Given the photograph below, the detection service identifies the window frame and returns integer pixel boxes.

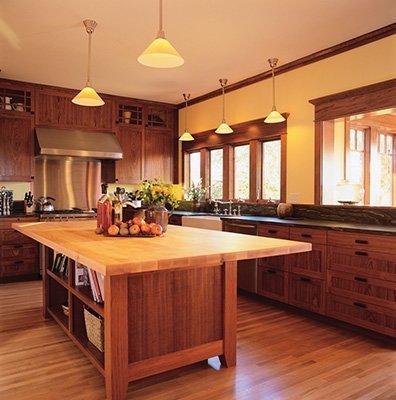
[261,138,282,202]
[181,117,287,202]
[209,147,224,200]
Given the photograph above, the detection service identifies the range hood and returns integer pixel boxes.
[35,127,123,159]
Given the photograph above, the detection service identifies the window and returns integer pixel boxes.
[189,152,201,187]
[321,108,396,206]
[234,144,250,199]
[262,140,281,200]
[210,149,223,199]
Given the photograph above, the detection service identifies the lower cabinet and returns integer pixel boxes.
[258,266,288,303]
[0,217,39,280]
[256,223,396,338]
[288,273,325,314]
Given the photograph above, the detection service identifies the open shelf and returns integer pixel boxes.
[47,307,68,333]
[70,285,104,317]
[47,269,68,289]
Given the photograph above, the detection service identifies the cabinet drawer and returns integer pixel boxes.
[257,266,288,303]
[0,259,39,277]
[328,271,396,310]
[0,229,35,244]
[0,243,37,259]
[328,246,396,282]
[258,224,289,239]
[289,273,325,314]
[258,255,288,271]
[288,243,326,279]
[289,227,327,245]
[327,231,396,255]
[327,294,396,338]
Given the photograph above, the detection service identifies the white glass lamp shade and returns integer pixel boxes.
[264,110,285,123]
[138,37,184,68]
[72,85,105,106]
[179,131,194,141]
[215,122,233,134]
[336,180,364,204]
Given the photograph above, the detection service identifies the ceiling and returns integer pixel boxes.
[1,0,395,104]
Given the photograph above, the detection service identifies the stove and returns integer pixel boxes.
[38,210,97,222]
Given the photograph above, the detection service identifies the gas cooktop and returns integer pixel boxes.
[37,210,96,215]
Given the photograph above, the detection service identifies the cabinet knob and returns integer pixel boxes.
[355,239,368,244]
[301,233,312,238]
[300,277,311,283]
[355,251,368,257]
[353,302,367,309]
[354,276,368,283]
[268,229,278,234]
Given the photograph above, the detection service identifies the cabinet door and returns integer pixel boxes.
[288,244,326,279]
[0,115,34,180]
[144,128,173,182]
[289,273,325,314]
[258,266,288,302]
[115,126,142,183]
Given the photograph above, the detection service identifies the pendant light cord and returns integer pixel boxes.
[158,0,165,37]
[87,31,92,85]
[271,65,276,111]
[222,85,226,122]
[184,98,188,131]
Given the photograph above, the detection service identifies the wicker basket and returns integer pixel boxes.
[84,308,104,352]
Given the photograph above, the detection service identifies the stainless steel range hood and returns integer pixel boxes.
[35,127,123,159]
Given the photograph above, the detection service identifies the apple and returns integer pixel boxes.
[120,227,129,236]
[132,216,144,227]
[129,224,140,235]
[141,223,152,234]
[150,224,163,236]
[149,222,156,228]
[95,227,103,234]
[108,225,119,236]
[126,219,134,227]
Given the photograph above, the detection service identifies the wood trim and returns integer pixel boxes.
[280,133,287,203]
[249,140,261,201]
[223,145,233,200]
[200,148,210,197]
[128,340,223,382]
[177,24,396,109]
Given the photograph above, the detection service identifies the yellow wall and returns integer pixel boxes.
[178,36,396,204]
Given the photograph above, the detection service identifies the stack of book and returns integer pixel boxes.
[75,263,105,304]
[52,253,69,276]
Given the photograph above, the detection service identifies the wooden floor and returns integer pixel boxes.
[0,281,395,400]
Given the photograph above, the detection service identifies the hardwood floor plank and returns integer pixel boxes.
[0,281,395,400]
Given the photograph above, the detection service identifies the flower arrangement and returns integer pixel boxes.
[138,179,179,208]
[184,179,207,202]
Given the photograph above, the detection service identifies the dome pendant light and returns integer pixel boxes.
[138,0,184,68]
[179,93,194,141]
[215,79,233,134]
[72,20,105,107]
[264,58,285,123]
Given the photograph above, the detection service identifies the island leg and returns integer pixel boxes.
[220,260,237,367]
[104,275,129,400]
[40,244,50,319]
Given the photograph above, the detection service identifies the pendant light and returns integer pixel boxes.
[138,0,184,68]
[72,20,105,107]
[215,79,233,134]
[179,93,194,141]
[264,58,285,123]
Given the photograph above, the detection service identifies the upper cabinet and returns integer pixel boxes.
[0,114,34,181]
[35,88,114,131]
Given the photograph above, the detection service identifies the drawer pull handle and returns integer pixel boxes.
[355,239,368,244]
[353,302,367,309]
[267,269,277,274]
[14,245,24,249]
[301,233,312,238]
[355,251,368,257]
[300,277,311,283]
[354,276,367,283]
[268,230,278,234]
[14,261,24,265]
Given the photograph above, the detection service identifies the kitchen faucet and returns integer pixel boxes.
[209,198,240,216]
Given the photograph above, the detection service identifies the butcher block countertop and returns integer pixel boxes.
[13,220,311,276]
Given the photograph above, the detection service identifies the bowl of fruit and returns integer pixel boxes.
[101,216,163,238]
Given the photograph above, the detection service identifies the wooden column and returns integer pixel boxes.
[105,275,129,400]
[41,245,50,319]
[220,260,237,367]
[280,132,287,203]
[200,148,210,198]
[249,139,262,201]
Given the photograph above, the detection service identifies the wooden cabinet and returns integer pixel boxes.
[115,126,143,183]
[0,216,39,280]
[289,273,325,314]
[258,266,288,302]
[169,214,182,226]
[0,114,34,181]
[327,231,396,337]
[258,224,289,271]
[143,128,173,182]
[35,88,114,131]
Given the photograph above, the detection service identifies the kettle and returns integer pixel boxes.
[35,196,56,212]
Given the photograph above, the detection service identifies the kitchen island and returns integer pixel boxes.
[13,221,311,400]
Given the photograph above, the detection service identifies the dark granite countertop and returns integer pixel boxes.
[0,213,38,219]
[172,211,396,236]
